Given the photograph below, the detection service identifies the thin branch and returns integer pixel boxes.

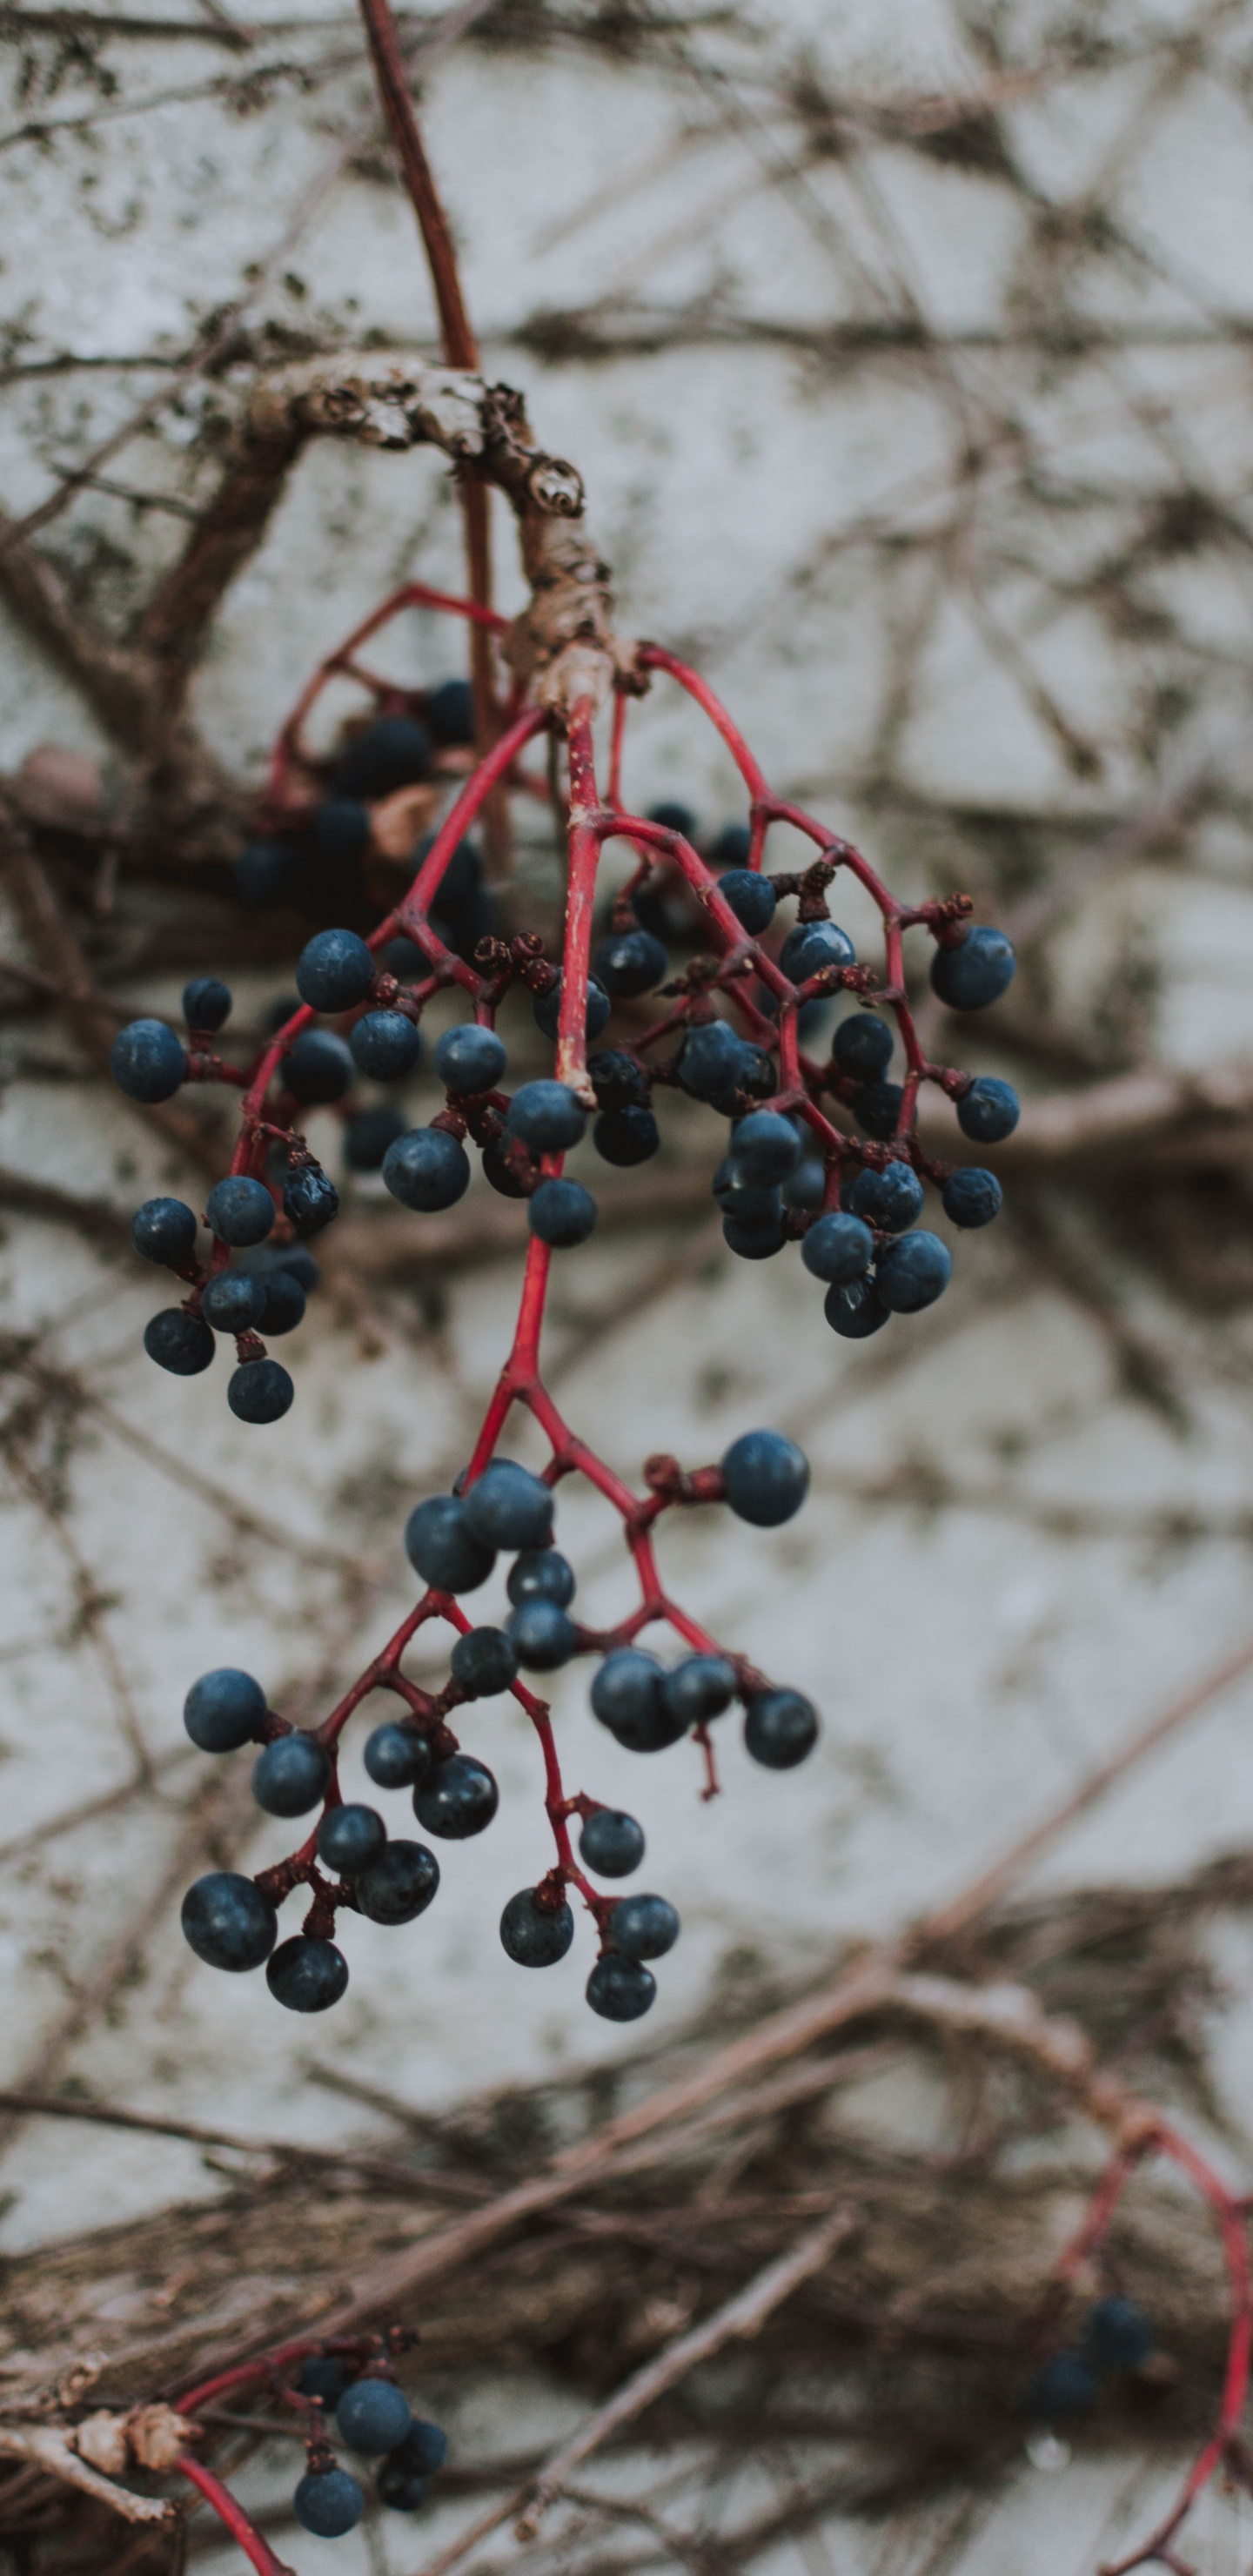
[0,2425,172,2525]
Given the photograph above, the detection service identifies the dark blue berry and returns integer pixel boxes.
[259,1270,306,1336]
[483,1142,527,1197]
[351,1011,422,1082]
[591,1650,685,1752]
[337,2379,413,2453]
[677,1022,754,1104]
[717,869,775,933]
[434,1023,506,1095]
[283,1163,338,1238]
[720,1429,809,1527]
[847,1161,924,1230]
[713,1160,780,1221]
[505,1080,586,1152]
[956,1076,1019,1143]
[355,1839,439,1923]
[200,1271,267,1334]
[131,1197,197,1267]
[854,1081,905,1142]
[205,1176,274,1246]
[508,1549,575,1609]
[779,920,855,983]
[345,1105,409,1171]
[387,2418,448,2476]
[608,1893,678,1959]
[383,1128,471,1211]
[296,928,376,1014]
[294,2467,364,2537]
[722,1210,787,1260]
[252,1731,329,1815]
[801,1211,873,1285]
[594,1106,660,1165]
[941,1166,1002,1228]
[236,838,297,908]
[729,1110,801,1187]
[1023,2352,1099,2420]
[450,1626,519,1696]
[825,1277,890,1338]
[381,935,427,980]
[745,1688,819,1768]
[414,1754,499,1840]
[317,1802,386,1877]
[285,1029,355,1104]
[533,975,611,1042]
[506,1598,577,1670]
[588,1050,649,1111]
[831,1014,894,1080]
[297,2357,348,2403]
[267,1934,348,2013]
[649,799,697,836]
[530,1178,597,1247]
[184,1667,265,1754]
[426,677,475,745]
[364,1722,432,1790]
[181,1871,277,1972]
[929,924,1015,1011]
[144,1310,215,1375]
[707,822,752,869]
[661,1655,735,1726]
[594,929,668,996]
[405,1494,495,1593]
[463,1460,554,1552]
[335,714,433,798]
[228,1358,294,1423]
[312,797,371,864]
[876,1231,951,1312]
[783,1155,825,1211]
[378,2464,432,2512]
[586,1954,656,2020]
[254,1242,319,1293]
[183,977,232,1032]
[111,1018,186,1103]
[579,1809,645,1876]
[500,1887,575,1966]
[1083,2298,1153,2373]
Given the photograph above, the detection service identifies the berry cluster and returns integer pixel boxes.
[287,2353,447,2537]
[1026,2295,1156,2426]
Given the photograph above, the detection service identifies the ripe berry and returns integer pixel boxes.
[530,1177,598,1247]
[508,1549,576,1609]
[713,1161,780,1223]
[405,1494,495,1592]
[337,2379,413,2453]
[579,1808,644,1876]
[228,1358,294,1423]
[259,1270,306,1335]
[482,1142,527,1197]
[236,838,297,908]
[831,1014,893,1080]
[382,1128,471,1211]
[956,1076,1019,1143]
[506,1598,577,1669]
[283,1163,339,1237]
[783,1155,825,1211]
[505,1080,586,1152]
[426,676,475,745]
[317,1803,386,1877]
[450,1626,519,1697]
[296,928,376,1013]
[801,1211,873,1285]
[205,1176,275,1246]
[1023,2352,1099,2420]
[350,1011,422,1082]
[854,1081,905,1142]
[335,714,433,798]
[285,1029,355,1104]
[381,935,426,980]
[661,1655,735,1726]
[847,1161,923,1231]
[378,2463,432,2512]
[876,1231,951,1312]
[131,1197,198,1267]
[355,1839,439,1923]
[414,1753,499,1839]
[183,977,232,1032]
[677,1022,754,1103]
[144,1311,215,1375]
[941,1166,1002,1228]
[594,929,668,996]
[729,1110,801,1187]
[387,2418,448,2476]
[181,1871,277,1971]
[1083,2297,1153,2373]
[434,1023,506,1095]
[722,1211,786,1260]
[929,923,1015,1011]
[825,1276,890,1338]
[588,1050,649,1111]
[294,2466,365,2537]
[255,1242,319,1293]
[717,869,775,932]
[267,1934,349,2013]
[297,2357,348,2403]
[251,1731,329,1815]
[707,822,752,869]
[591,1650,685,1753]
[111,1018,187,1103]
[593,1106,660,1165]
[609,1893,679,1960]
[533,975,612,1041]
[463,1460,554,1552]
[200,1271,267,1334]
[345,1105,409,1171]
[779,920,855,983]
[364,1722,432,1789]
[586,1953,656,2021]
[313,796,371,863]
[500,1887,575,1966]
[649,799,697,837]
[745,1688,819,1768]
[184,1667,266,1753]
[720,1429,809,1526]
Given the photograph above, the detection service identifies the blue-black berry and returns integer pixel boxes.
[677,1022,755,1104]
[825,1276,890,1338]
[350,1010,422,1082]
[588,1050,649,1111]
[205,1176,275,1247]
[508,1548,576,1608]
[228,1358,294,1423]
[267,1934,348,2013]
[853,1081,905,1142]
[463,1460,554,1552]
[941,1166,1002,1228]
[529,1177,597,1247]
[131,1197,198,1268]
[506,1597,577,1670]
[312,796,370,864]
[608,1892,678,1959]
[483,1142,527,1197]
[296,928,376,1013]
[500,1887,575,1966]
[729,1110,801,1187]
[181,1871,277,1972]
[337,2379,413,2453]
[593,1106,660,1165]
[505,1080,586,1152]
[801,1211,873,1285]
[364,1722,432,1789]
[382,1128,471,1211]
[591,1650,685,1752]
[414,1754,499,1839]
[355,1839,439,1923]
[405,1494,495,1593]
[252,1731,329,1815]
[434,1023,506,1095]
[717,869,775,932]
[184,1667,266,1753]
[236,838,297,908]
[385,2418,448,2476]
[779,920,855,983]
[285,1029,355,1104]
[783,1154,825,1211]
[594,929,668,996]
[929,924,1015,1011]
[533,975,611,1042]
[831,1014,894,1081]
[200,1271,267,1334]
[450,1627,519,1697]
[282,1163,339,1237]
[876,1231,951,1312]
[1023,2352,1099,2420]
[579,1809,645,1876]
[426,677,475,745]
[745,1688,818,1768]
[707,822,752,870]
[714,1160,781,1222]
[1083,2297,1154,2373]
[660,1654,735,1726]
[183,976,232,1032]
[335,714,432,799]
[345,1105,409,1171]
[317,1803,386,1877]
[846,1162,924,1231]
[259,1269,306,1336]
[297,2356,348,2404]
[956,1076,1019,1143]
[111,1018,186,1103]
[144,1311,214,1375]
[586,1954,655,2021]
[293,2468,365,2537]
[720,1429,809,1526]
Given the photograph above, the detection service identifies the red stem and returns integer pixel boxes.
[176,2453,294,2576]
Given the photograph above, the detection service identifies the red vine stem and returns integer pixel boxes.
[176,2452,294,2576]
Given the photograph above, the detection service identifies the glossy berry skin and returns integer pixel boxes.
[586,1954,656,2021]
[296,927,376,1013]
[941,1166,1002,1228]
[500,1887,575,1966]
[364,1722,432,1789]
[426,676,474,745]
[388,2418,449,2477]
[609,1893,679,1960]
[579,1808,645,1876]
[181,1871,277,1972]
[505,1080,586,1152]
[508,1548,576,1610]
[464,1460,554,1553]
[183,976,232,1031]
[929,923,1015,1011]
[200,1271,267,1334]
[228,1358,294,1423]
[661,1655,736,1726]
[338,2378,413,2453]
[720,1429,809,1527]
[723,1211,786,1261]
[594,1106,660,1165]
[801,1211,873,1285]
[779,919,855,983]
[677,1021,754,1104]
[131,1197,198,1268]
[854,1081,905,1142]
[335,714,432,797]
[144,1310,215,1375]
[1083,2297,1154,2372]
[415,1753,499,1840]
[205,1176,275,1246]
[285,1029,355,1104]
[345,1105,409,1171]
[588,1050,649,1112]
[876,1231,952,1313]
[847,1161,924,1231]
[383,1127,471,1211]
[283,1164,339,1237]
[533,974,611,1042]
[252,1730,329,1815]
[294,2467,365,2537]
[434,1023,506,1095]
[1023,2352,1099,2420]
[530,1177,598,1247]
[717,868,775,932]
[267,1934,349,2012]
[507,1598,577,1670]
[745,1688,819,1768]
[714,1160,780,1221]
[825,1276,890,1338]
[297,2356,348,2402]
[450,1626,519,1697]
[111,1017,187,1103]
[831,1013,894,1081]
[355,1839,439,1923]
[259,1270,306,1336]
[591,1650,685,1753]
[317,1802,386,1877]
[956,1076,1020,1144]
[351,1010,422,1081]
[184,1667,266,1753]
[730,1110,801,1187]
[594,929,668,996]
[405,1494,495,1593]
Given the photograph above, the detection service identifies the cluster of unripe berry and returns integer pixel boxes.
[285,2350,448,2538]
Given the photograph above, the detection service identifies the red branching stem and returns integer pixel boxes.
[264,579,507,817]
[557,703,603,1100]
[175,2452,293,2576]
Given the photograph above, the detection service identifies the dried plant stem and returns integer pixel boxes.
[0,2426,171,2525]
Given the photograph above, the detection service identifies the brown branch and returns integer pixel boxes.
[0,2425,172,2525]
